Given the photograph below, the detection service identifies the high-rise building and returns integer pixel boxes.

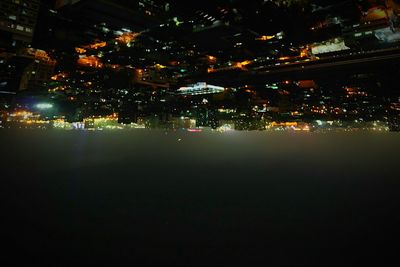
[0,0,56,93]
[0,0,41,49]
[55,0,169,30]
[0,48,56,91]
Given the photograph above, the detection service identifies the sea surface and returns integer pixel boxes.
[1,130,400,266]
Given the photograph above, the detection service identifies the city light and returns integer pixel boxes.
[1,2,400,266]
[77,56,103,68]
[177,82,225,95]
[35,103,54,110]
[0,0,399,132]
[115,32,141,44]
[256,35,275,41]
[83,41,107,50]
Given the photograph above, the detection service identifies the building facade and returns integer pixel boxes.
[0,0,41,49]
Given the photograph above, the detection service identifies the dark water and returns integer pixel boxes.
[1,130,399,266]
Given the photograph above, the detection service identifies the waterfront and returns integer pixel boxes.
[2,0,400,265]
[1,130,400,265]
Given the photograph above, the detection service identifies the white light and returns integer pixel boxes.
[177,82,225,95]
[36,103,53,109]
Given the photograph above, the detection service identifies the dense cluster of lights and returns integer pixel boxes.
[177,83,225,96]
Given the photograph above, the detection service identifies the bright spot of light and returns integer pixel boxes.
[35,103,53,110]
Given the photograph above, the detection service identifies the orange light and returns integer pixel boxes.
[235,60,252,70]
[300,48,309,58]
[207,55,217,62]
[84,41,107,50]
[77,56,103,68]
[362,7,389,22]
[240,60,252,66]
[75,47,86,54]
[51,72,69,81]
[25,48,56,65]
[256,35,275,41]
[116,32,140,44]
[207,68,215,73]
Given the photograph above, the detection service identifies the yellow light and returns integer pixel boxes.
[240,60,252,66]
[207,55,217,62]
[256,35,275,41]
[83,41,107,50]
[75,47,86,54]
[116,32,141,44]
[77,56,103,68]
[155,63,167,69]
[300,49,308,58]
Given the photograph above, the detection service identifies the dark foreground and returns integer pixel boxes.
[1,130,399,266]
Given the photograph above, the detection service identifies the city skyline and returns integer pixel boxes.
[1,0,399,131]
[1,1,400,266]
[0,0,400,130]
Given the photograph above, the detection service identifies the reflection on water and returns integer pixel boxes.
[0,130,400,266]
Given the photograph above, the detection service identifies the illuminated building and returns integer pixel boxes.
[77,56,103,68]
[177,82,225,96]
[0,1,57,92]
[0,48,56,91]
[311,38,350,55]
[0,0,41,49]
[1,0,397,130]
[55,0,169,31]
[134,68,171,89]
[195,108,219,129]
[19,48,56,90]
